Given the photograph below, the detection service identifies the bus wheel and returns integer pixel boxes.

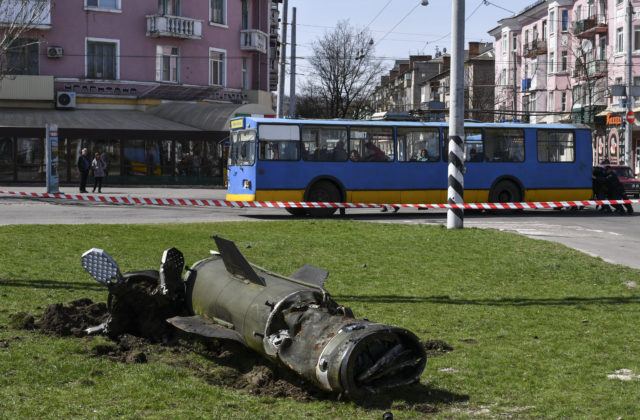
[285,208,307,216]
[489,180,521,210]
[307,181,339,217]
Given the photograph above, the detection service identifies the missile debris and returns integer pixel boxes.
[81,236,426,397]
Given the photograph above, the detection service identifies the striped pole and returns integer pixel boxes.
[447,0,465,229]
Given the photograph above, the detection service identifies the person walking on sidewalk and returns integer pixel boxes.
[77,148,90,193]
[91,152,107,193]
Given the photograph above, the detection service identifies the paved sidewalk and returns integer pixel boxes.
[0,185,229,200]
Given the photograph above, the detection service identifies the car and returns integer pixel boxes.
[595,165,640,198]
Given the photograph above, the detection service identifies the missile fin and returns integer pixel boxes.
[166,315,247,345]
[290,264,329,288]
[213,236,266,286]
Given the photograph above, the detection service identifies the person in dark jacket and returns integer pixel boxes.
[605,166,634,215]
[77,148,90,193]
[592,166,612,212]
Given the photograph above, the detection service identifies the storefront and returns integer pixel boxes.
[0,103,274,186]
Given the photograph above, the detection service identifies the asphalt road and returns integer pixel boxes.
[1,185,639,269]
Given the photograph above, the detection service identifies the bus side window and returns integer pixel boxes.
[484,129,524,162]
[442,128,484,162]
[258,124,300,161]
[301,126,348,162]
[537,130,575,162]
[350,127,394,162]
[397,128,440,162]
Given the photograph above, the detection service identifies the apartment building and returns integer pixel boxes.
[490,0,640,169]
[372,43,495,123]
[0,0,281,185]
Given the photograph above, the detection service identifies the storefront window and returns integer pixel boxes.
[0,137,14,181]
[16,137,44,181]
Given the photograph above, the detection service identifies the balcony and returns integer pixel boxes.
[572,18,607,38]
[241,29,268,54]
[572,59,608,79]
[523,39,547,58]
[146,15,202,40]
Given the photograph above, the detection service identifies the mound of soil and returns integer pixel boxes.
[35,298,109,337]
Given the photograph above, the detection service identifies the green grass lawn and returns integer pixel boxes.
[1,221,639,419]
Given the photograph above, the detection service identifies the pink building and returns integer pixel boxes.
[490,0,640,171]
[0,0,281,186]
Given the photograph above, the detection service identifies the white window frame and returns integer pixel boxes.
[561,10,569,32]
[561,91,567,112]
[617,27,624,53]
[548,51,555,73]
[548,91,554,112]
[561,51,568,72]
[156,45,179,83]
[549,10,556,35]
[84,0,122,13]
[209,47,226,86]
[210,0,228,27]
[85,37,119,80]
[242,57,249,90]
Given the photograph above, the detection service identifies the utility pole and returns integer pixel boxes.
[276,0,288,118]
[289,7,297,118]
[447,0,465,229]
[625,0,633,165]
[513,50,517,121]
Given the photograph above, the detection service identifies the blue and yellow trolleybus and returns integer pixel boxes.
[227,117,593,216]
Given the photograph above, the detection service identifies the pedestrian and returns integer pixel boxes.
[592,166,612,212]
[77,148,91,193]
[91,152,107,193]
[605,166,634,215]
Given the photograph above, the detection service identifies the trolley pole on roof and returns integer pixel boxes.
[447,0,465,229]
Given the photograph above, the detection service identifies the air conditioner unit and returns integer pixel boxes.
[56,91,76,109]
[47,46,64,58]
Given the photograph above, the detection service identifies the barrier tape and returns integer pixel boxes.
[1,189,639,211]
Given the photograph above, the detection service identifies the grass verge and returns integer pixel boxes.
[0,221,639,419]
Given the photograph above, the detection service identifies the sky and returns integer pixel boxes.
[282,0,537,92]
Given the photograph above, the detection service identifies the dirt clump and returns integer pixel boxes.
[8,312,35,330]
[35,298,108,337]
[424,339,453,356]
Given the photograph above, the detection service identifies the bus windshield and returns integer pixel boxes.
[229,129,256,166]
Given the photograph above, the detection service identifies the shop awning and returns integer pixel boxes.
[146,102,276,132]
[596,106,627,117]
[0,108,202,132]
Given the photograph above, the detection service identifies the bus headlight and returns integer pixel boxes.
[243,180,252,189]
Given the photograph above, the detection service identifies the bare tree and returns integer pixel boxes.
[0,0,51,78]
[303,20,384,119]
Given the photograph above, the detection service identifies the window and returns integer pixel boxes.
[599,36,607,60]
[525,30,529,46]
[550,11,555,34]
[229,129,255,166]
[561,91,567,111]
[241,0,249,29]
[548,92,554,112]
[156,46,179,82]
[86,39,118,79]
[533,25,538,41]
[548,52,555,73]
[258,124,300,161]
[4,38,38,75]
[349,127,394,162]
[561,51,568,71]
[617,27,624,53]
[561,10,568,31]
[502,35,507,55]
[542,20,547,40]
[576,5,582,21]
[302,126,347,161]
[209,48,225,86]
[634,76,640,86]
[501,69,507,86]
[442,128,483,161]
[158,0,180,15]
[512,34,517,51]
[86,0,120,9]
[397,128,440,162]
[634,25,640,52]
[242,58,249,90]
[484,129,525,162]
[537,131,575,162]
[210,0,226,25]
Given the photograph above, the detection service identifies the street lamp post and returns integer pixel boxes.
[447,0,465,229]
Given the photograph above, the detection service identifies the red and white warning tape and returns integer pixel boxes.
[0,189,638,210]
